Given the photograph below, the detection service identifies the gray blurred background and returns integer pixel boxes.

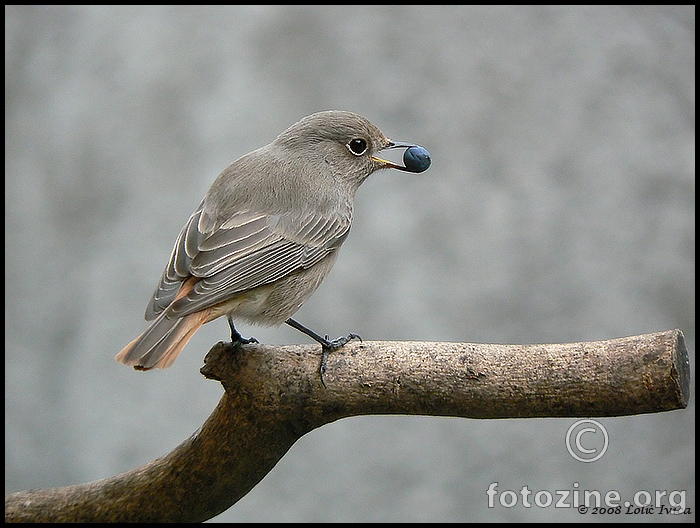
[5,5,694,522]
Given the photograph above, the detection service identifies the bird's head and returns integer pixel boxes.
[275,110,430,190]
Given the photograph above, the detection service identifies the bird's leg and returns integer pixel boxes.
[227,316,258,346]
[285,317,361,387]
[285,317,361,349]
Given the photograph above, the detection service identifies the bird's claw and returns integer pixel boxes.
[319,333,362,387]
[234,335,259,346]
[322,332,362,351]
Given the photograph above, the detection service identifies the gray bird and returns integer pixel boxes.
[116,110,430,371]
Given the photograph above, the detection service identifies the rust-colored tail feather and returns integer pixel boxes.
[116,277,209,370]
[115,310,209,370]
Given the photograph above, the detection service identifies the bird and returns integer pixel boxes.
[116,110,430,373]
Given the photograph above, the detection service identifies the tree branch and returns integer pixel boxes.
[5,329,690,523]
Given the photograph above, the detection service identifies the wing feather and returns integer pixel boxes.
[145,200,351,321]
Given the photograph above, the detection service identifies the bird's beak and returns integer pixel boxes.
[371,141,431,173]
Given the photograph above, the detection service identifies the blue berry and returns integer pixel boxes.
[403,146,431,173]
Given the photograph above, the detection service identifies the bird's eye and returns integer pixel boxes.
[347,138,368,156]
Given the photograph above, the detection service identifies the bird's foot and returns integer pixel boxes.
[319,333,362,388]
[233,334,259,347]
[284,318,362,387]
[228,317,258,347]
[321,332,362,350]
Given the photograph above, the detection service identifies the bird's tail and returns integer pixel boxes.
[116,277,209,370]
[115,310,209,370]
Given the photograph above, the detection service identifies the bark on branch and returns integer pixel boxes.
[5,329,690,523]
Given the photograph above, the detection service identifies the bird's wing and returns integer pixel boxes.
[145,201,350,320]
[145,201,206,320]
